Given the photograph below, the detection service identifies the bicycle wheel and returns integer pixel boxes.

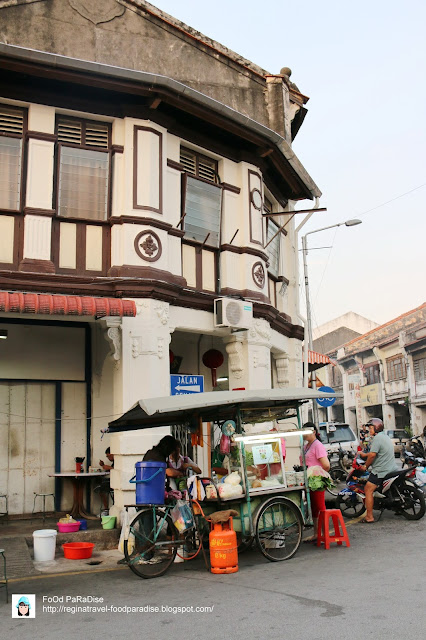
[255,498,303,562]
[335,492,365,518]
[124,508,178,579]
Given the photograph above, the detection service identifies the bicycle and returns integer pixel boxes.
[124,498,208,579]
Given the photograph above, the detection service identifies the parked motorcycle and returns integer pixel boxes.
[408,435,426,460]
[326,445,355,497]
[400,443,426,469]
[335,456,425,520]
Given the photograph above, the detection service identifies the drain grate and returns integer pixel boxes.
[86,560,102,565]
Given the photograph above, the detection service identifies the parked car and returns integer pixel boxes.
[385,429,410,457]
[318,422,359,455]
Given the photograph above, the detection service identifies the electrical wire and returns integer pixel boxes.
[356,182,426,218]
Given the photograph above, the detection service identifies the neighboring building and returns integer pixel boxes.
[328,304,426,435]
[312,313,379,427]
[0,0,321,516]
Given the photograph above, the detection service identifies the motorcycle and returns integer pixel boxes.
[326,445,355,497]
[407,435,426,460]
[335,456,425,520]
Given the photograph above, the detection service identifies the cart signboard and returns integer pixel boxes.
[252,444,274,465]
[170,374,204,395]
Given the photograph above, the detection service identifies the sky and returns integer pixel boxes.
[152,0,426,330]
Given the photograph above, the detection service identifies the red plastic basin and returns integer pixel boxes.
[62,542,95,559]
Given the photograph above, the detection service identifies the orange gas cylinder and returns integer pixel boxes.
[209,517,238,574]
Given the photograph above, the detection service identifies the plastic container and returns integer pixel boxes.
[295,471,305,486]
[33,529,57,562]
[285,471,296,487]
[101,515,116,530]
[76,519,87,531]
[130,461,167,505]
[57,521,80,533]
[62,542,94,559]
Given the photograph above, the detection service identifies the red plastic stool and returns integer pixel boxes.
[317,509,350,549]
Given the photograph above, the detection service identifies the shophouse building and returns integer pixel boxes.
[0,0,322,516]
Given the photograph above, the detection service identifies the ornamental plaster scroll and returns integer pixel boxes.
[225,340,244,380]
[154,300,169,326]
[135,300,149,316]
[68,0,125,25]
[102,317,122,362]
[274,353,290,388]
[249,318,271,346]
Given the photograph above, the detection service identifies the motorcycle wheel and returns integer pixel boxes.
[397,482,425,520]
[327,466,347,497]
[335,492,366,519]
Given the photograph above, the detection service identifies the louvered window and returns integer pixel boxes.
[180,147,221,247]
[57,117,110,221]
[0,105,25,211]
[386,355,406,381]
[413,357,426,382]
[266,219,280,277]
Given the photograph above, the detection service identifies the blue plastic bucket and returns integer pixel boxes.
[130,461,166,505]
[77,519,87,531]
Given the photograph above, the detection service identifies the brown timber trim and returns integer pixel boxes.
[23,207,55,217]
[0,269,301,338]
[133,126,163,214]
[76,224,86,274]
[220,243,269,263]
[18,258,55,274]
[220,287,270,304]
[268,274,290,284]
[221,182,241,194]
[108,264,187,286]
[195,247,202,290]
[167,158,186,172]
[26,131,56,143]
[111,144,124,154]
[110,215,185,237]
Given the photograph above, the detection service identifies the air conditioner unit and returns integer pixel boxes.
[214,298,253,329]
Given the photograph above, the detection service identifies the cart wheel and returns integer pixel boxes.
[124,508,178,579]
[255,498,303,562]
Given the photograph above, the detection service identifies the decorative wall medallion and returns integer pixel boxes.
[68,0,125,25]
[134,230,162,262]
[250,188,263,210]
[252,261,265,289]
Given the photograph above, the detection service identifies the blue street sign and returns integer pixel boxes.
[171,374,204,395]
[316,386,336,407]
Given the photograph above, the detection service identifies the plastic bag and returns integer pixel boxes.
[224,472,241,486]
[218,483,243,499]
[220,434,231,454]
[170,500,194,533]
[118,507,136,555]
[416,467,426,486]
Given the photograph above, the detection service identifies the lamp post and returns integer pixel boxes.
[301,219,362,425]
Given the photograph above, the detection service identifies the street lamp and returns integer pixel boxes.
[301,219,362,424]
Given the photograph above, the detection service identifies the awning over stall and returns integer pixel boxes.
[0,292,136,317]
[108,387,342,432]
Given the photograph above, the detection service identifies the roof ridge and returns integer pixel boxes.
[342,302,426,349]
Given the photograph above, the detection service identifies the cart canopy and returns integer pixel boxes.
[108,387,342,432]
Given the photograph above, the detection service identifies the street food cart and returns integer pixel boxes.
[108,387,339,578]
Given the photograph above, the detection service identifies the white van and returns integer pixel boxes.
[318,422,359,454]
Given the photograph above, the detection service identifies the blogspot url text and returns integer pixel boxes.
[42,605,214,615]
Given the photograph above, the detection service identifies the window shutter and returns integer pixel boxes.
[198,158,216,183]
[85,123,109,149]
[180,149,197,175]
[57,120,82,145]
[0,106,24,135]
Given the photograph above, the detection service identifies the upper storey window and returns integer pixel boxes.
[56,117,110,221]
[264,196,280,277]
[0,105,25,211]
[180,147,221,248]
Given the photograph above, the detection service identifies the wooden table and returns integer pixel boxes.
[48,472,109,520]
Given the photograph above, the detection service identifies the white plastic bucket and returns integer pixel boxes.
[33,529,57,562]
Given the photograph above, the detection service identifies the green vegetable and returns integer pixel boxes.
[308,475,334,491]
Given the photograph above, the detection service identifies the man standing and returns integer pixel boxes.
[359,418,397,523]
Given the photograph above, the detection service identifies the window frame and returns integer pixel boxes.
[54,115,112,223]
[365,364,380,385]
[386,355,407,381]
[413,356,426,382]
[0,104,27,214]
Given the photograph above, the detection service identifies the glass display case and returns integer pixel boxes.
[239,437,287,494]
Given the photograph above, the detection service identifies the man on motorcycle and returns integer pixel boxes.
[359,418,398,522]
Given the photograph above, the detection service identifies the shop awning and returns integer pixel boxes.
[0,292,136,317]
[108,387,343,432]
[308,350,331,365]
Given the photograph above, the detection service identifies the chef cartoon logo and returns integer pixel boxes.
[12,594,36,618]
